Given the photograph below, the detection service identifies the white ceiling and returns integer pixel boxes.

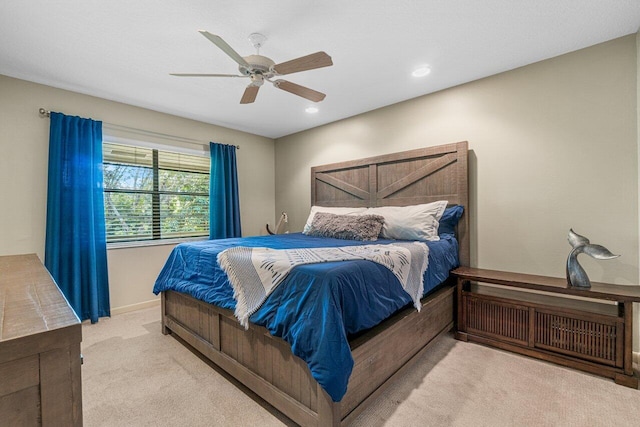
[1,1,639,139]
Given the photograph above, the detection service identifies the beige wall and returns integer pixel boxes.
[0,75,275,312]
[276,36,639,346]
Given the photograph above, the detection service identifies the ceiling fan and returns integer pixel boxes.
[171,31,333,104]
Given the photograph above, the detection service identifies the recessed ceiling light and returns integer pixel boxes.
[412,65,431,77]
[305,106,319,114]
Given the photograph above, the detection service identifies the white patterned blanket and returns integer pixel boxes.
[217,242,429,328]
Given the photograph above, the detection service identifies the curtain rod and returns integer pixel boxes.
[38,108,239,149]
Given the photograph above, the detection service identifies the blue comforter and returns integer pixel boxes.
[153,233,459,401]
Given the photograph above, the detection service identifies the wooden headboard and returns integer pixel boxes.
[311,141,469,266]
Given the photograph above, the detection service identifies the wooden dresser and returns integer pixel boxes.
[0,254,82,426]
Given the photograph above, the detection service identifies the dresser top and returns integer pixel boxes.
[452,266,640,303]
[0,253,80,342]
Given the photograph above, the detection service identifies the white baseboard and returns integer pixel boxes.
[111,299,160,316]
[634,351,639,366]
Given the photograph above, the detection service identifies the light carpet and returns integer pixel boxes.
[81,307,640,426]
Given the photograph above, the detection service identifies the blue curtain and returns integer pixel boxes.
[209,142,242,239]
[45,112,110,323]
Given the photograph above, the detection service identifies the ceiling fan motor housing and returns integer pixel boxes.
[239,55,276,76]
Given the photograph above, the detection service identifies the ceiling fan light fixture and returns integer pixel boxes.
[412,65,431,77]
[305,106,319,114]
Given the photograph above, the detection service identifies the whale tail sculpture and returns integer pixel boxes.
[566,229,619,288]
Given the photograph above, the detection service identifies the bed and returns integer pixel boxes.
[156,141,469,426]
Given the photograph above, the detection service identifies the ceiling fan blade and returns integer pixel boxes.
[170,73,247,77]
[272,52,333,75]
[199,31,250,68]
[240,85,260,104]
[274,80,326,102]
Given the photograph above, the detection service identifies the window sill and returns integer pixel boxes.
[107,236,208,250]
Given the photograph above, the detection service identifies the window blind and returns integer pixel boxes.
[103,142,210,243]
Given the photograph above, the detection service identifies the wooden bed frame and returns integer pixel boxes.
[160,141,469,426]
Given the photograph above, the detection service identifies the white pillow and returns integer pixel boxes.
[303,206,367,233]
[366,201,448,241]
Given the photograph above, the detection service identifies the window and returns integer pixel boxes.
[103,142,209,243]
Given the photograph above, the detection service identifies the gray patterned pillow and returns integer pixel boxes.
[304,212,385,241]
